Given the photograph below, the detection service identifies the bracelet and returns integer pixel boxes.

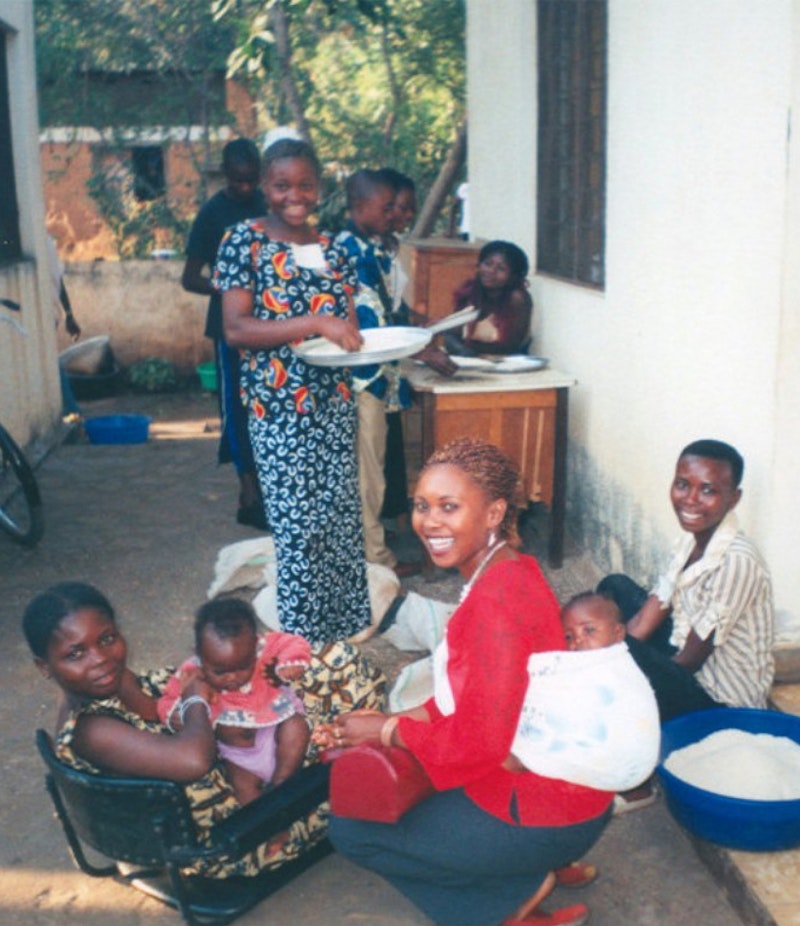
[380,715,399,748]
[179,695,212,726]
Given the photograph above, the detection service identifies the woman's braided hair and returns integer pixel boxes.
[421,437,523,547]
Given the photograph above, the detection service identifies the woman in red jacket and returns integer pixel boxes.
[328,438,612,926]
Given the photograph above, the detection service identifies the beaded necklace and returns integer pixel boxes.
[459,540,508,604]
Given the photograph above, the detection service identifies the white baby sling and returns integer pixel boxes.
[511,642,660,792]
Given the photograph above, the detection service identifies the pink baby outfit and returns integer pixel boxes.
[158,631,311,783]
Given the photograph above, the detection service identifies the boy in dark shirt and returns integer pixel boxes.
[181,139,268,530]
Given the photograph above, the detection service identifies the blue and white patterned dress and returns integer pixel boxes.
[214,220,371,643]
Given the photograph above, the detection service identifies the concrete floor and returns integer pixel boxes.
[0,389,743,925]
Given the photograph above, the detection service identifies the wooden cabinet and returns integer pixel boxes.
[418,389,557,509]
[404,366,575,568]
[405,237,482,322]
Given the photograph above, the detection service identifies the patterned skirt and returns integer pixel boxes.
[249,397,372,643]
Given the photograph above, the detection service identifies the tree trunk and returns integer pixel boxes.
[410,117,467,239]
[269,0,312,143]
[379,10,400,152]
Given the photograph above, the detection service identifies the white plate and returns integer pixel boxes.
[425,307,480,335]
[451,355,549,374]
[292,326,432,367]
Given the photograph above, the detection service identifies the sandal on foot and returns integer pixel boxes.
[505,903,590,926]
[506,872,556,923]
[554,863,598,888]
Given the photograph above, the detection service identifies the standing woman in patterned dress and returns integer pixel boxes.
[214,138,372,643]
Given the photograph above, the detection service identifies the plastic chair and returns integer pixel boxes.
[36,729,332,925]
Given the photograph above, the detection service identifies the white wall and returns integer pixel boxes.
[0,0,61,448]
[768,1,800,628]
[467,0,799,620]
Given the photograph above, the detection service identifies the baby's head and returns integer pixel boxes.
[561,591,625,652]
[194,598,258,693]
[345,168,396,238]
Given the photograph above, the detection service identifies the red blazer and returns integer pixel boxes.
[399,556,614,826]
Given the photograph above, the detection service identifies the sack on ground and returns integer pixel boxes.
[511,642,660,791]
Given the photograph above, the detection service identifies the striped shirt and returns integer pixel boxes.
[653,511,774,708]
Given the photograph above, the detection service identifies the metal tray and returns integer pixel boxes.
[451,355,549,374]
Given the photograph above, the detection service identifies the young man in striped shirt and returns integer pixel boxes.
[597,439,774,811]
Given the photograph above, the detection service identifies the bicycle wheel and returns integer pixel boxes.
[0,424,44,546]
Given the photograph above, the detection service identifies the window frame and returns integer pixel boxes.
[0,31,22,266]
[536,0,607,288]
[131,145,166,202]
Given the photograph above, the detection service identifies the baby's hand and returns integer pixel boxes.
[310,723,339,750]
[178,664,202,685]
[275,663,306,682]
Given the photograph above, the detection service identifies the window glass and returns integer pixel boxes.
[131,146,165,202]
[0,34,22,265]
[537,0,607,287]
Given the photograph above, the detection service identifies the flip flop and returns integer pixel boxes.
[505,903,590,926]
[554,863,598,888]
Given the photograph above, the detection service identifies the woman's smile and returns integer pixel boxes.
[90,665,122,693]
[41,607,128,701]
[669,454,741,550]
[412,463,505,579]
[424,535,455,559]
[263,156,320,230]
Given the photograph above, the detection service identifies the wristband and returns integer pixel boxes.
[380,715,399,748]
[165,700,182,733]
[179,695,212,726]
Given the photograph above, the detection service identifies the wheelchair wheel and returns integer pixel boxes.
[0,423,44,546]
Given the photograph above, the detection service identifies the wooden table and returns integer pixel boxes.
[404,364,577,568]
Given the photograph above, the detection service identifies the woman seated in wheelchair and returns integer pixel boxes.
[22,580,384,878]
[157,597,312,806]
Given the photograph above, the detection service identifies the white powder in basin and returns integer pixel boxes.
[664,729,800,801]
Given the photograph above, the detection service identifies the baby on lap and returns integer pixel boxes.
[158,598,311,804]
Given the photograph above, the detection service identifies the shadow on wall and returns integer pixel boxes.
[567,441,668,584]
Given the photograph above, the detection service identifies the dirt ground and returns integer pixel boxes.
[0,388,743,925]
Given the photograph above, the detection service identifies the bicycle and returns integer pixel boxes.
[0,298,44,545]
[0,421,44,546]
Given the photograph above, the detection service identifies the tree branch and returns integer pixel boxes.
[410,117,467,239]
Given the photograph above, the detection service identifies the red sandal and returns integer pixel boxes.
[504,902,590,926]
[554,862,598,888]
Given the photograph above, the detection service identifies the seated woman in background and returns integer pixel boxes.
[444,240,533,357]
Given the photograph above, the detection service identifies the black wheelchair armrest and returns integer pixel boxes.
[202,762,330,859]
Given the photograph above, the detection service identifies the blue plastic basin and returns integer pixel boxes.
[84,414,151,445]
[658,707,800,851]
